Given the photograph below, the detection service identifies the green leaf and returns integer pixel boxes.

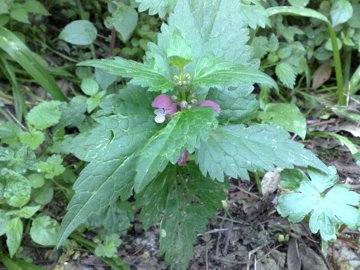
[258,103,307,139]
[266,7,330,24]
[277,167,360,241]
[106,3,138,43]
[158,165,226,269]
[167,29,192,68]
[57,87,159,246]
[1,169,31,208]
[330,0,353,27]
[207,87,259,122]
[288,0,309,7]
[191,57,278,91]
[26,101,62,130]
[80,57,174,92]
[28,174,45,189]
[10,8,29,24]
[348,4,360,28]
[6,205,41,219]
[349,65,360,95]
[0,253,44,270]
[87,202,133,235]
[196,124,328,181]
[135,107,218,192]
[81,78,99,96]
[30,216,60,246]
[0,26,66,101]
[135,0,176,18]
[136,166,177,229]
[239,3,268,29]
[0,209,9,236]
[165,0,253,65]
[59,96,87,128]
[19,130,44,150]
[35,155,65,179]
[94,233,122,258]
[275,62,296,88]
[32,183,53,205]
[59,20,97,46]
[6,217,23,257]
[0,121,21,147]
[23,0,50,16]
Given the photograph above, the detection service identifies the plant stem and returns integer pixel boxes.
[327,24,345,105]
[343,46,352,100]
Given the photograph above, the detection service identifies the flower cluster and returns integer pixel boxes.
[151,94,221,124]
[151,94,221,166]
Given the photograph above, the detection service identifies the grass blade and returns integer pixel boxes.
[0,26,67,101]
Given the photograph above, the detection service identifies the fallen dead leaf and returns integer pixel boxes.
[312,61,332,90]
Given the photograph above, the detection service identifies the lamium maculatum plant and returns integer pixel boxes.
[56,0,359,269]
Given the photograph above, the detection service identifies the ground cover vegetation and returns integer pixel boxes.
[0,0,359,269]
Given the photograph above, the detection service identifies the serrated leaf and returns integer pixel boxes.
[59,20,97,46]
[277,167,360,241]
[330,0,353,27]
[30,216,60,246]
[158,165,226,269]
[94,233,122,258]
[57,87,159,246]
[6,217,23,257]
[239,3,268,29]
[135,107,218,192]
[80,57,174,92]
[87,202,133,235]
[19,130,44,150]
[191,57,278,91]
[258,103,307,139]
[275,62,296,88]
[165,0,253,65]
[26,101,62,130]
[196,124,328,181]
[136,166,177,228]
[207,86,259,122]
[135,0,176,18]
[35,155,65,179]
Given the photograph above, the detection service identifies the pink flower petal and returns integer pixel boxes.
[165,103,178,115]
[152,94,174,109]
[177,150,189,166]
[199,100,221,113]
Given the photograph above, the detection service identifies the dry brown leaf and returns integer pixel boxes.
[312,61,332,90]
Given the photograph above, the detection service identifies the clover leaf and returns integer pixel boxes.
[277,166,360,241]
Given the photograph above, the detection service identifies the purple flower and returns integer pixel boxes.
[199,100,221,113]
[177,150,189,166]
[152,95,178,123]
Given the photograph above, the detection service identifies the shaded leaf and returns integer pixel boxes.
[59,20,97,46]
